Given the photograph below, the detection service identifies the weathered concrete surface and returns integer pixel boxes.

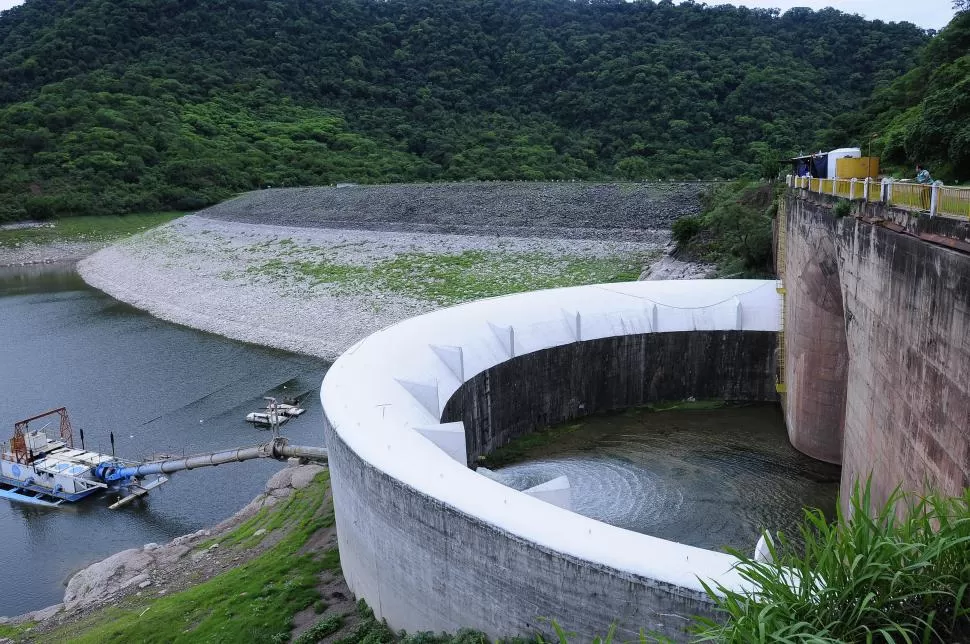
[321,281,779,642]
[443,331,777,463]
[782,200,848,464]
[784,191,970,505]
[323,415,717,642]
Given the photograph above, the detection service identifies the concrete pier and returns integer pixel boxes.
[783,191,970,506]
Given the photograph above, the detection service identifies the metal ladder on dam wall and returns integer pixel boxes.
[775,198,788,395]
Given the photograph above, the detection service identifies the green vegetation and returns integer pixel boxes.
[834,9,970,181]
[833,199,852,218]
[0,212,182,248]
[40,473,336,644]
[696,483,970,643]
[0,622,36,640]
[245,250,649,305]
[0,0,928,221]
[672,181,776,277]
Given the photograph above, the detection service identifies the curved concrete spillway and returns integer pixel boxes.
[320,280,781,640]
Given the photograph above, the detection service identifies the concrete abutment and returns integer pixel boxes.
[783,190,970,506]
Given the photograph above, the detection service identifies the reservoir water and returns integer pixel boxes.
[0,263,328,616]
[493,405,841,553]
[0,262,838,615]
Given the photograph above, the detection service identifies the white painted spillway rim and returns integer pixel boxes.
[321,280,781,593]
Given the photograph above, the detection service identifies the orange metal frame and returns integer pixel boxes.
[11,407,74,464]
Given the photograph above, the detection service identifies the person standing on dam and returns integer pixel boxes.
[914,164,934,209]
[915,164,934,184]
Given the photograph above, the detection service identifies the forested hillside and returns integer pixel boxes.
[835,8,970,181]
[0,0,928,220]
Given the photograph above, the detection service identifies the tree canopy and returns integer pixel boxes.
[833,10,970,181]
[0,0,930,220]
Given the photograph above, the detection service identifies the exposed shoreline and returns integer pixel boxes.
[3,183,707,631]
[0,240,108,268]
[77,214,669,361]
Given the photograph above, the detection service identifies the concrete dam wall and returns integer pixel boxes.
[783,190,970,506]
[320,280,780,641]
[443,331,776,463]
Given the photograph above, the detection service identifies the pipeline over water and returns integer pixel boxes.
[96,439,328,482]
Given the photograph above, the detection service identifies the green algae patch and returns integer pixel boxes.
[244,249,650,305]
[0,213,184,249]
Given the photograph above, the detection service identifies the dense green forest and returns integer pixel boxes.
[834,8,970,181]
[0,0,933,220]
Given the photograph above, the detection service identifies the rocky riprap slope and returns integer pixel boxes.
[197,181,705,240]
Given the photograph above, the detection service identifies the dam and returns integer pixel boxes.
[66,180,969,640]
[315,182,970,641]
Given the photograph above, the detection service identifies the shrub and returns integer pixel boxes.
[695,482,970,643]
[672,215,703,245]
[833,199,852,218]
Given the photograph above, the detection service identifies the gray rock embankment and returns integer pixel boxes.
[639,244,716,280]
[1,462,326,629]
[197,181,705,239]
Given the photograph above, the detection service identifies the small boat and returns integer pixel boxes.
[269,403,305,417]
[245,411,290,427]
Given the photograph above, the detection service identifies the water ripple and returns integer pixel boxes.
[493,406,840,552]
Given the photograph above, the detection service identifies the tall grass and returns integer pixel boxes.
[695,482,970,643]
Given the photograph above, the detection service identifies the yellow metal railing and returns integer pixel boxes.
[788,174,970,220]
[889,182,931,211]
[833,179,853,199]
[937,186,970,219]
[775,197,787,395]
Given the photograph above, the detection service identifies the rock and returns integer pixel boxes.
[290,465,326,489]
[266,466,295,491]
[155,544,191,566]
[190,550,209,563]
[639,248,715,281]
[138,580,153,589]
[143,542,161,552]
[64,548,154,610]
[22,603,62,623]
[123,574,150,590]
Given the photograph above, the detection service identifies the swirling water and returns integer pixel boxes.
[494,405,840,553]
[0,263,328,616]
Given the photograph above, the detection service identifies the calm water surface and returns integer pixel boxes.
[494,405,841,552]
[0,263,328,615]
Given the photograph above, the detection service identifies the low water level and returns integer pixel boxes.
[0,263,328,616]
[493,405,840,553]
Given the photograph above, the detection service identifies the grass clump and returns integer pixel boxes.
[0,212,183,248]
[695,482,970,643]
[294,614,344,643]
[833,198,852,218]
[0,622,36,640]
